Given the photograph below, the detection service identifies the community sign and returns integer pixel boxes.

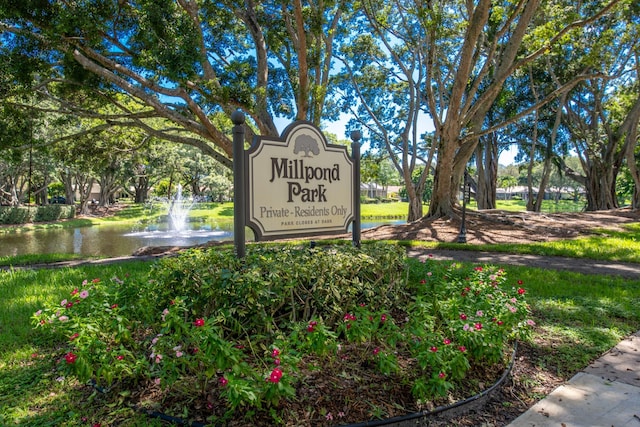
[245,121,355,240]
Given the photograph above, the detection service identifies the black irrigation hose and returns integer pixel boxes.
[90,342,518,427]
[342,342,518,427]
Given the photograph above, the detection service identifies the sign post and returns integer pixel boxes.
[232,110,246,257]
[351,130,362,248]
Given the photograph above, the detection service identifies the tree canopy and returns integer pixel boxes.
[1,0,638,217]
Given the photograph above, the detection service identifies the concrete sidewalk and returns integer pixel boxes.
[506,331,640,427]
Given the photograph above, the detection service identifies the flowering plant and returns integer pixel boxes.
[32,244,533,425]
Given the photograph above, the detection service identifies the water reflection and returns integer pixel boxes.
[0,220,403,258]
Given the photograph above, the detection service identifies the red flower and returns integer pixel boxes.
[438,372,446,379]
[268,368,283,383]
[65,302,74,309]
[274,358,281,366]
[91,278,100,283]
[116,355,124,360]
[420,279,426,284]
[474,266,483,271]
[70,288,79,296]
[380,314,387,323]
[307,324,315,333]
[373,347,380,355]
[458,346,467,352]
[517,280,524,285]
[443,338,451,345]
[65,352,77,364]
[271,348,280,358]
[193,318,205,327]
[69,333,79,341]
[474,322,483,330]
[110,304,118,309]
[459,313,468,320]
[430,346,438,352]
[517,287,526,295]
[219,377,228,387]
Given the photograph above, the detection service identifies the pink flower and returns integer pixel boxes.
[219,377,228,387]
[427,271,432,276]
[325,412,334,421]
[274,358,281,365]
[463,323,470,331]
[60,299,68,307]
[65,352,77,364]
[476,310,484,317]
[58,316,69,322]
[155,354,163,364]
[175,351,183,358]
[527,319,536,326]
[193,318,205,327]
[79,290,89,299]
[268,368,283,383]
[373,347,381,355]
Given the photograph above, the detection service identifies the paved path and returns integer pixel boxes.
[407,248,640,279]
[507,331,640,427]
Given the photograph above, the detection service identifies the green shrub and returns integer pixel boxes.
[142,244,408,335]
[0,206,37,224]
[0,205,75,224]
[32,243,533,424]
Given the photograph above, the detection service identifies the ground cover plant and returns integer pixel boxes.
[28,243,533,426]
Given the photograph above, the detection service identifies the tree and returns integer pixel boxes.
[0,1,350,169]
[333,2,436,221]
[423,0,625,218]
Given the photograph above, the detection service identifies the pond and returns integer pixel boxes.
[0,220,404,258]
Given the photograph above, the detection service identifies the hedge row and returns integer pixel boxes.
[0,205,75,224]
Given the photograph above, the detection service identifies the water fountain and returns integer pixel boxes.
[167,184,194,232]
[122,185,233,248]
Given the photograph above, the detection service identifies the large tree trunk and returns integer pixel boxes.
[584,160,618,211]
[475,136,498,210]
[428,133,459,218]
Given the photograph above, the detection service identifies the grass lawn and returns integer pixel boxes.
[2,235,640,424]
